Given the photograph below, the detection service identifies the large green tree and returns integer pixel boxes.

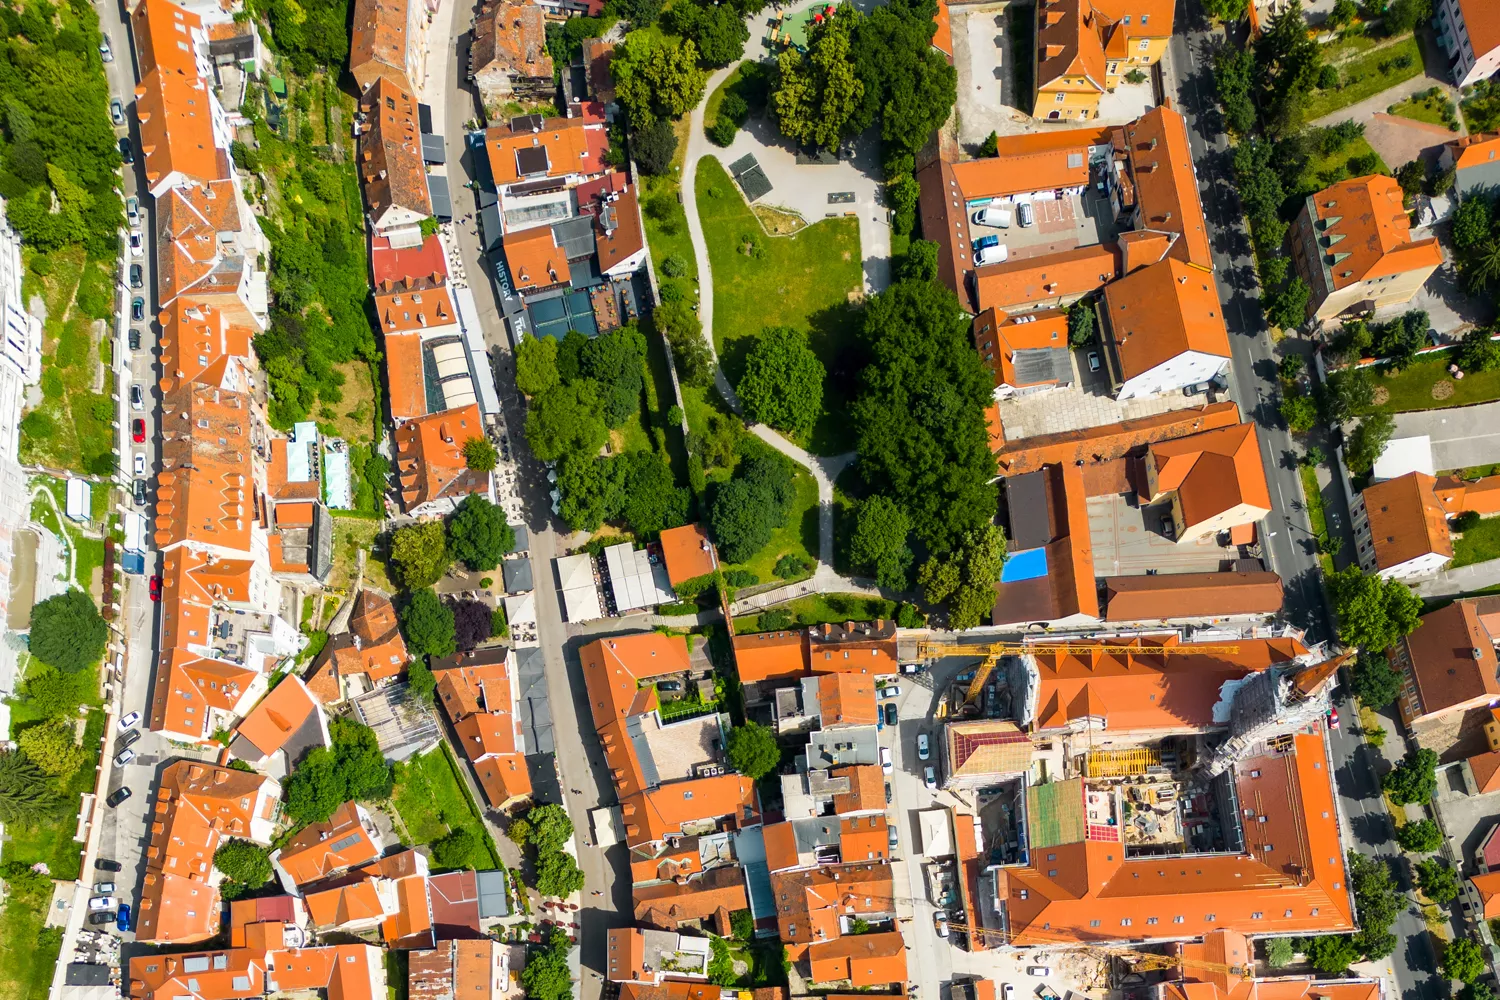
[446,495,515,572]
[738,326,825,438]
[849,0,957,155]
[852,281,997,556]
[0,748,62,825]
[521,929,575,1000]
[1416,857,1461,904]
[848,494,913,590]
[613,32,707,129]
[620,451,690,536]
[524,803,575,853]
[433,827,479,869]
[1327,567,1422,651]
[581,326,647,428]
[514,336,561,397]
[726,720,781,779]
[1396,818,1443,853]
[283,720,395,824]
[214,839,273,889]
[1253,0,1323,138]
[389,521,450,590]
[1383,746,1438,805]
[558,453,627,532]
[29,589,107,674]
[1351,652,1401,709]
[536,848,586,897]
[526,379,609,462]
[17,718,85,778]
[772,6,865,150]
[709,452,797,563]
[400,589,457,659]
[1444,938,1486,985]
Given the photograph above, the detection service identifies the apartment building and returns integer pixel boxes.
[1350,472,1454,581]
[1138,422,1271,541]
[1389,597,1500,758]
[1034,0,1173,122]
[1436,0,1500,88]
[350,0,434,94]
[1440,133,1500,200]
[357,76,434,247]
[469,0,554,112]
[431,647,534,810]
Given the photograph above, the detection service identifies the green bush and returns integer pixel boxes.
[725,569,759,587]
[756,608,795,631]
[1453,510,1482,532]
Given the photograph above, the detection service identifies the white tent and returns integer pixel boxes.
[555,553,603,622]
[603,543,673,612]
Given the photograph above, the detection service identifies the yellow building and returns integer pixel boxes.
[1034,0,1173,121]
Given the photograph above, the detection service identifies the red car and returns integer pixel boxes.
[148,575,161,601]
[1327,707,1340,730]
[132,418,145,443]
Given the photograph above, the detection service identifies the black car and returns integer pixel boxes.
[117,728,141,750]
[118,137,133,164]
[105,787,131,808]
[884,782,892,804]
[129,264,142,289]
[883,703,897,728]
[131,298,145,322]
[128,328,141,350]
[87,911,116,926]
[94,859,123,872]
[132,479,147,506]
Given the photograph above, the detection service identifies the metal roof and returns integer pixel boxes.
[421,133,446,163]
[1004,471,1051,551]
[427,172,452,221]
[502,558,534,594]
[1011,346,1072,386]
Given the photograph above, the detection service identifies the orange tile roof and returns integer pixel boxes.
[1147,422,1271,531]
[1119,228,1174,273]
[951,127,1113,201]
[1103,571,1284,621]
[376,285,456,333]
[594,184,647,271]
[1473,871,1500,919]
[770,862,895,948]
[1036,0,1106,95]
[1123,106,1213,270]
[1030,636,1306,732]
[158,299,253,386]
[152,368,254,552]
[267,944,383,1000]
[1308,175,1443,291]
[807,932,906,987]
[629,846,702,883]
[1435,474,1500,516]
[393,404,490,511]
[1456,0,1500,63]
[1360,472,1453,571]
[762,821,801,873]
[149,647,259,740]
[306,879,387,929]
[1104,257,1231,381]
[973,307,1071,389]
[470,0,554,88]
[156,180,248,315]
[349,0,415,92]
[831,764,885,815]
[132,0,203,81]
[503,225,572,292]
[993,400,1242,474]
[234,675,325,760]
[372,232,448,286]
[1399,599,1500,721]
[1471,750,1500,794]
[976,242,1120,312]
[131,947,267,1000]
[838,814,890,863]
[433,650,532,807]
[135,66,226,191]
[358,76,432,222]
[383,868,435,948]
[658,523,718,585]
[818,674,878,727]
[485,115,604,187]
[1448,132,1500,172]
[620,774,759,849]
[579,633,692,798]
[1001,731,1351,945]
[333,590,409,681]
[808,622,899,675]
[632,866,749,929]
[932,0,952,57]
[385,332,427,421]
[733,630,811,685]
[275,802,381,886]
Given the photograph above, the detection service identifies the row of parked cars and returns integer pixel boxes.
[969,200,1039,267]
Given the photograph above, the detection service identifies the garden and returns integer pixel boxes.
[1388,87,1459,130]
[1303,32,1426,122]
[388,742,503,869]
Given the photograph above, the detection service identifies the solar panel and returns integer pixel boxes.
[515,146,550,177]
[328,832,362,853]
[510,113,544,132]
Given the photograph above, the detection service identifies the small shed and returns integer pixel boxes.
[64,478,91,523]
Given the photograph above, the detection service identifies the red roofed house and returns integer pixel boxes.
[469,0,554,111]
[1141,422,1271,542]
[358,76,433,248]
[228,674,330,768]
[394,404,493,516]
[658,523,718,587]
[806,931,907,988]
[1388,598,1500,758]
[1351,472,1454,581]
[272,801,385,891]
[431,647,534,810]
[1436,0,1500,87]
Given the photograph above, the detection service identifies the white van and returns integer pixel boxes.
[976,244,1010,266]
[971,205,1012,229]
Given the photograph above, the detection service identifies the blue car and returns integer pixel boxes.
[973,234,1000,251]
[116,903,131,932]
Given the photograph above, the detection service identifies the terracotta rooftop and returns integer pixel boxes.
[632,866,749,930]
[807,931,907,987]
[358,76,432,222]
[393,404,490,511]
[1104,257,1231,381]
[733,630,810,685]
[973,307,1071,390]
[1146,422,1271,530]
[132,0,204,85]
[1122,105,1212,270]
[1307,175,1443,291]
[349,0,415,91]
[1103,571,1283,621]
[274,801,380,886]
[470,0,553,87]
[135,66,226,191]
[1359,472,1453,571]
[333,590,409,682]
[503,225,572,292]
[232,675,326,761]
[657,523,718,585]
[770,862,895,949]
[1398,599,1500,721]
[976,242,1121,313]
[485,115,605,187]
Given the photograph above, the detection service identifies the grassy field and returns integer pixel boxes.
[329,514,392,594]
[1304,35,1426,121]
[1367,350,1500,412]
[389,743,502,868]
[639,117,699,288]
[31,475,109,594]
[18,245,118,476]
[0,897,62,1000]
[705,62,747,129]
[321,360,380,446]
[1388,88,1457,129]
[734,593,897,632]
[694,156,863,455]
[1299,464,1337,577]
[1454,517,1500,567]
[1294,135,1389,199]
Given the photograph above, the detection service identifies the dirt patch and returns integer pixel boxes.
[1432,379,1455,400]
[1372,385,1391,405]
[752,204,806,235]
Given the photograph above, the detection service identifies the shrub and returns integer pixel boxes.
[709,116,738,146]
[774,553,814,579]
[433,827,479,869]
[661,255,689,277]
[896,602,924,628]
[757,609,795,631]
[725,569,759,587]
[1453,510,1482,532]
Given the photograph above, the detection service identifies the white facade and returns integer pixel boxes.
[1115,349,1228,401]
[1437,0,1500,88]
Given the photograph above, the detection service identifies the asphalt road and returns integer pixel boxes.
[1166,6,1437,996]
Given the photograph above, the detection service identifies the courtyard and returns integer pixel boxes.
[1087,494,1241,577]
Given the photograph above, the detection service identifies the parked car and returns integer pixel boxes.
[973,234,1000,252]
[99,37,112,61]
[128,230,143,258]
[883,702,897,728]
[975,244,1009,266]
[934,910,949,938]
[105,787,132,808]
[1161,514,1176,541]
[880,746,893,775]
[117,904,132,932]
[1327,707,1340,730]
[888,824,899,850]
[129,264,142,289]
[125,196,139,227]
[95,859,123,873]
[94,881,116,894]
[1026,968,1052,978]
[148,575,162,601]
[89,896,117,912]
[87,911,115,926]
[130,384,143,410]
[110,98,125,125]
[923,765,937,789]
[131,418,145,443]
[900,662,922,674]
[134,453,145,475]
[657,681,682,693]
[1183,381,1211,397]
[880,683,900,699]
[971,205,1012,229]
[1003,986,1016,1000]
[118,728,141,750]
[129,328,141,350]
[118,137,133,164]
[1211,371,1229,391]
[1088,352,1101,372]
[132,478,146,506]
[1017,201,1036,227]
[131,297,144,322]
[884,781,892,804]
[113,748,135,767]
[917,732,930,760]
[118,712,140,731]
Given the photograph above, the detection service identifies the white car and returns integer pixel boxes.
[99,37,113,62]
[933,910,949,938]
[923,766,937,789]
[134,453,145,475]
[128,230,143,258]
[1017,202,1036,227]
[975,244,1009,266]
[113,748,135,767]
[88,896,117,912]
[125,196,139,227]
[917,732,930,760]
[93,881,115,894]
[118,712,141,732]
[971,206,1012,229]
[1002,986,1015,1000]
[880,683,900,699]
[1026,967,1052,978]
[880,746,893,775]
[130,384,143,410]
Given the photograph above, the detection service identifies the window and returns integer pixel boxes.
[1146,917,1158,925]
[1121,918,1132,927]
[1122,14,1130,22]
[1056,93,1066,102]
[1139,39,1150,50]
[1048,870,1057,877]
[1089,920,1101,927]
[1251,912,1264,920]
[1204,914,1215,922]
[1141,14,1148,23]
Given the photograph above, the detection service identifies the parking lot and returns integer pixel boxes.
[970,188,1118,264]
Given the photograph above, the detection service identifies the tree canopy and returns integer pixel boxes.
[283,720,394,824]
[558,453,628,532]
[613,31,707,129]
[1383,746,1438,805]
[536,848,586,897]
[849,0,956,155]
[620,451,690,536]
[214,839,273,889]
[580,326,647,428]
[433,827,479,869]
[447,495,515,572]
[515,336,561,397]
[738,326,825,439]
[16,718,85,778]
[848,494,913,590]
[28,589,106,674]
[772,6,864,150]
[400,589,457,659]
[523,804,575,853]
[709,451,798,563]
[726,720,781,779]
[0,748,62,825]
[452,599,493,653]
[521,929,575,1000]
[389,521,450,590]
[526,379,609,462]
[1327,567,1422,651]
[407,659,437,706]
[1416,857,1460,904]
[1351,652,1401,709]
[1444,938,1486,985]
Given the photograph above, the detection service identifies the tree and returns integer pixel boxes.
[1278,354,1307,381]
[447,495,515,572]
[1328,0,1356,25]
[978,131,999,157]
[558,453,627,532]
[1351,652,1401,709]
[1455,510,1483,533]
[515,336,561,397]
[526,380,609,462]
[849,0,956,155]
[726,720,781,779]
[28,589,106,674]
[1253,0,1323,138]
[1453,193,1494,253]
[853,281,997,556]
[1416,857,1461,903]
[656,299,714,387]
[663,0,749,66]
[1280,392,1318,433]
[899,240,939,282]
[633,119,679,176]
[773,7,864,150]
[1266,938,1295,968]
[1396,818,1443,853]
[1067,298,1095,346]
[613,32,706,129]
[1214,44,1256,135]
[620,452,690,536]
[525,803,575,853]
[581,326,647,428]
[1203,0,1248,19]
[521,929,575,1000]
[1444,937,1486,985]
[708,938,736,986]
[407,659,437,706]
[536,848,586,896]
[22,665,88,719]
[849,495,913,589]
[16,718,85,778]
[1319,366,1375,423]
[433,827,478,868]
[400,589,457,659]
[390,521,450,589]
[1383,0,1432,34]
[1458,330,1500,373]
[463,437,498,472]
[1304,935,1361,975]
[214,839,273,888]
[1396,158,1426,199]
[1383,746,1439,805]
[1266,277,1310,330]
[1328,566,1423,650]
[738,326,825,438]
[451,599,494,653]
[730,909,755,940]
[1461,984,1498,1000]
[1345,411,1396,475]
[710,452,797,563]
[0,749,61,825]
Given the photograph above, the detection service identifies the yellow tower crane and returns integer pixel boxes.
[915,640,1243,708]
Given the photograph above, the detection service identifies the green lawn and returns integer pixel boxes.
[1304,35,1426,121]
[734,593,897,632]
[1299,464,1336,577]
[706,62,747,128]
[695,156,863,455]
[1454,517,1500,568]
[0,898,62,1000]
[720,465,819,585]
[30,476,108,594]
[389,743,502,868]
[1369,350,1500,412]
[1319,29,1387,64]
[1294,136,1390,199]
[1388,88,1457,129]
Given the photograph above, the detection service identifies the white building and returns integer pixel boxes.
[1436,0,1500,88]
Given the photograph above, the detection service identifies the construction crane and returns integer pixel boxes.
[915,640,1243,708]
[936,917,1249,979]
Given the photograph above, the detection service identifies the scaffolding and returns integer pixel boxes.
[1083,747,1162,778]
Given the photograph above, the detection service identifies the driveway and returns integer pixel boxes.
[1392,400,1500,472]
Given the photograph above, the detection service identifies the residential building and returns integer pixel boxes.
[806,620,899,675]
[484,112,610,211]
[502,224,574,294]
[657,523,718,588]
[408,939,510,1000]
[605,928,712,985]
[349,0,430,94]
[806,932,907,988]
[328,589,411,688]
[272,801,385,891]
[973,307,1075,398]
[1100,257,1231,398]
[1033,0,1173,121]
[358,76,433,247]
[135,761,282,945]
[431,647,533,809]
[131,937,386,1000]
[393,404,493,515]
[1436,0,1500,88]
[1159,931,1383,1000]
[156,177,268,331]
[1101,570,1284,622]
[633,867,750,933]
[469,0,554,111]
[228,674,330,770]
[1390,597,1500,757]
[1289,175,1443,324]
[770,862,896,959]
[733,630,811,688]
[1350,472,1454,580]
[1139,422,1271,541]
[941,720,1032,789]
[133,66,233,197]
[303,849,434,948]
[1440,133,1500,200]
